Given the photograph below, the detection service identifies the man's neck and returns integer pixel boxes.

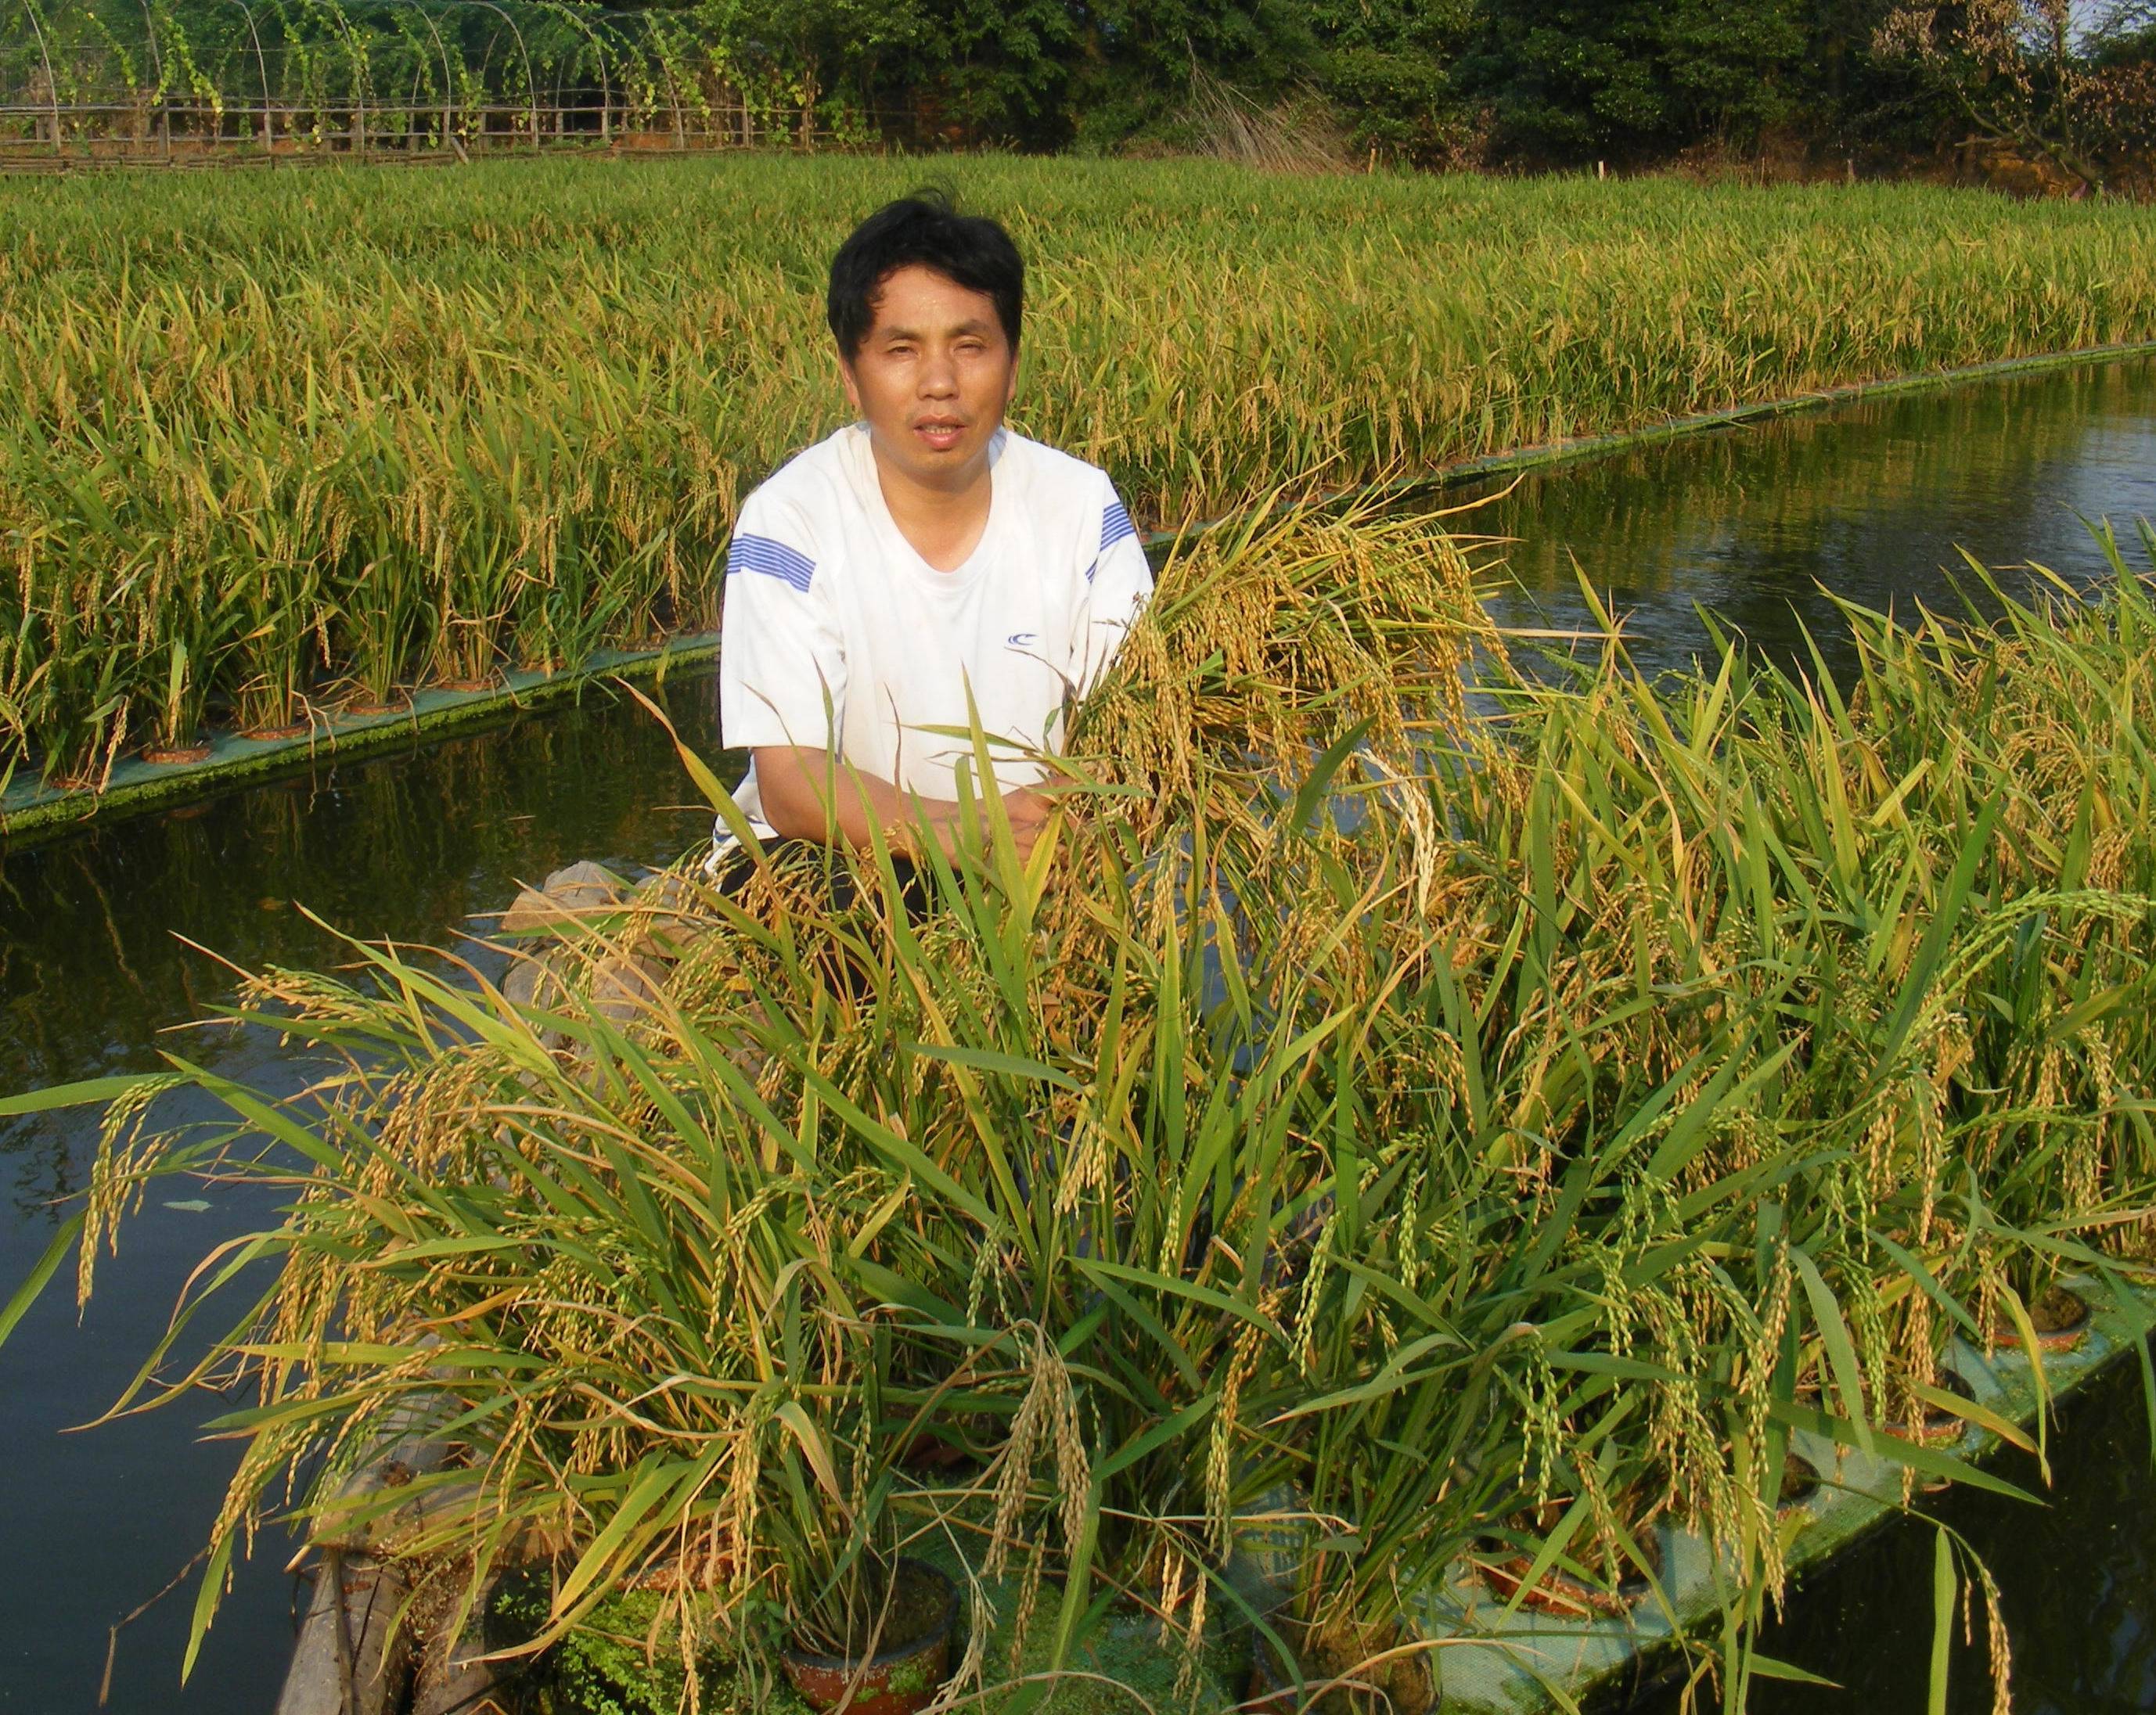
[869,434,996,573]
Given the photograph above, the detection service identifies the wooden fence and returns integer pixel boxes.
[0,95,898,168]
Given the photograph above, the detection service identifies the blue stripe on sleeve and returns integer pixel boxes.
[1100,499,1137,555]
[726,534,816,594]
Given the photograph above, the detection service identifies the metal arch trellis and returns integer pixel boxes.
[457,0,537,144]
[0,0,889,160]
[533,0,605,142]
[13,0,60,150]
[409,0,450,147]
[376,0,451,148]
[224,0,272,147]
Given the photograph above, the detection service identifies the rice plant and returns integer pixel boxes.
[7,157,2156,779]
[7,506,2156,1710]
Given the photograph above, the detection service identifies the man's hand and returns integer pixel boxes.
[999,787,1053,864]
[904,785,1055,865]
[753,746,1061,867]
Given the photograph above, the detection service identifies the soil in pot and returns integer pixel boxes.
[1884,1368,1976,1446]
[1247,1616,1434,1715]
[1778,1453,1823,1513]
[1991,1284,2092,1354]
[780,1559,956,1715]
[898,1429,977,1475]
[1472,1504,1665,1619]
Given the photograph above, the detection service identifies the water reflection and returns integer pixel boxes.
[0,683,736,1216]
[1464,357,2156,682]
[0,679,735,1715]
[1663,1342,2156,1715]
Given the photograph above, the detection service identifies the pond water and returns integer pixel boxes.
[1686,1343,2156,1715]
[0,691,739,1713]
[2,354,2153,1713]
[1463,355,2156,683]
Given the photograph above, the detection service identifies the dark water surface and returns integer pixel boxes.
[1467,355,2156,682]
[2,356,2154,1713]
[1718,1345,2156,1715]
[0,685,736,1713]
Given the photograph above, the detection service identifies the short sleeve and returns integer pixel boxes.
[1074,477,1154,697]
[718,497,847,753]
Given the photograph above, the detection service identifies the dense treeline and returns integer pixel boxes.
[696,0,2156,177]
[6,0,2154,180]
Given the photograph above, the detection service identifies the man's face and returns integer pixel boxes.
[840,264,1017,493]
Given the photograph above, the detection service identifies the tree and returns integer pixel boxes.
[1059,0,1318,150]
[902,0,1080,149]
[1873,0,2156,189]
[703,0,927,142]
[1306,0,1478,165]
[1460,0,1809,164]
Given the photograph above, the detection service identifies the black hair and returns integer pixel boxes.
[826,189,1024,361]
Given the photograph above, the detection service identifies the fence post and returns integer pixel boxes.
[133,0,171,158]
[21,8,64,158]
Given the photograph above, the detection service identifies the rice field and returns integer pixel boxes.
[6,156,2156,783]
[18,508,2156,1709]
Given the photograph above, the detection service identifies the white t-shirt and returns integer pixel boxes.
[717,422,1153,840]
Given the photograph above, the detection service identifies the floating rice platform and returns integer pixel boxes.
[507,1278,2151,1715]
[15,339,2156,850]
[1405,1275,2153,1714]
[0,635,718,843]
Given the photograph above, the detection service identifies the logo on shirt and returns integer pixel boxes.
[1006,632,1038,649]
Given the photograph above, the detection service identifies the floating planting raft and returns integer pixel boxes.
[0,635,717,841]
[458,1278,2152,1714]
[10,505,2156,1715]
[13,146,2156,818]
[1413,1278,2150,1713]
[10,339,2155,846]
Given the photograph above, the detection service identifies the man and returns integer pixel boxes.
[715,190,1153,873]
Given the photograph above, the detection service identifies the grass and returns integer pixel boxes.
[9,505,2156,1710]
[6,155,2156,780]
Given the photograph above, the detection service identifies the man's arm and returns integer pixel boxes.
[753,746,1052,864]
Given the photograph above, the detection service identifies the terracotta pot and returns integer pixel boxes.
[780,1560,956,1715]
[1247,1621,1435,1715]
[140,742,214,765]
[1883,1368,1976,1446]
[1472,1512,1662,1619]
[1475,1551,1650,1618]
[1989,1285,2092,1354]
[1777,1453,1823,1514]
